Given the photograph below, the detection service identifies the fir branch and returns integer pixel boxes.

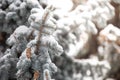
[35,5,54,54]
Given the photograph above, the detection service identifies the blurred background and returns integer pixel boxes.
[1,0,120,80]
